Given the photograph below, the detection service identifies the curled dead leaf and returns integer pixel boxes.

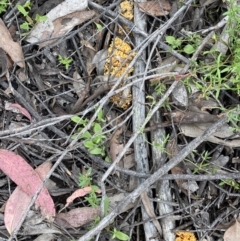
[137,0,171,16]
[26,0,90,45]
[55,207,100,228]
[224,217,240,241]
[172,81,188,107]
[180,123,240,147]
[0,150,55,225]
[171,166,199,198]
[5,102,32,122]
[0,19,25,68]
[73,71,86,98]
[64,186,101,209]
[39,10,96,48]
[4,162,55,234]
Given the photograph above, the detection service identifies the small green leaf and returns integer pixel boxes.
[84,141,95,149]
[86,168,92,176]
[20,22,30,31]
[23,1,31,10]
[219,181,225,186]
[94,123,102,134]
[58,55,73,70]
[35,14,47,22]
[0,0,8,14]
[71,133,78,140]
[82,131,91,139]
[71,116,86,125]
[94,216,100,224]
[90,148,104,155]
[91,185,100,192]
[93,135,105,144]
[17,5,28,16]
[165,36,176,45]
[165,36,181,48]
[184,44,195,54]
[95,22,103,30]
[97,109,105,122]
[112,228,129,241]
[105,156,110,162]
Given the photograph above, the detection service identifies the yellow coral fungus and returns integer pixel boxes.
[175,231,197,241]
[120,0,133,20]
[104,37,135,78]
[104,0,135,110]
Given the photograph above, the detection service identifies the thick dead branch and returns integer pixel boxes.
[133,0,161,240]
[151,111,175,241]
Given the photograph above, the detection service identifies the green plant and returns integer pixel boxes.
[152,134,170,153]
[78,168,100,208]
[89,197,109,230]
[149,82,170,110]
[71,109,108,160]
[179,0,240,138]
[165,34,201,54]
[58,55,73,70]
[95,22,103,31]
[0,0,10,14]
[17,1,47,31]
[85,185,100,208]
[78,167,92,188]
[226,106,240,133]
[166,36,181,49]
[110,228,130,241]
[193,160,211,174]
[187,151,240,190]
[219,179,240,190]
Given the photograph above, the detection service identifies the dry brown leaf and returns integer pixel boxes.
[170,110,219,124]
[39,10,95,48]
[141,191,162,235]
[172,81,188,107]
[171,166,199,199]
[27,0,88,44]
[5,102,32,122]
[64,186,101,209]
[123,151,135,169]
[109,128,124,177]
[109,128,124,163]
[73,71,86,98]
[137,0,171,16]
[81,40,96,75]
[55,207,100,228]
[0,19,25,68]
[4,162,54,234]
[92,49,108,75]
[180,123,240,147]
[33,234,56,241]
[166,136,179,159]
[224,217,240,241]
[109,193,137,213]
